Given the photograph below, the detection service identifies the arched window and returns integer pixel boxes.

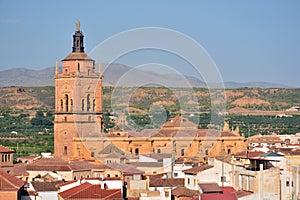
[77,63,80,72]
[93,99,96,111]
[65,94,69,112]
[60,99,63,111]
[64,146,68,155]
[82,99,85,111]
[87,94,91,111]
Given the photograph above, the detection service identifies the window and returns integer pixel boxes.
[93,99,96,111]
[82,99,85,111]
[187,178,190,185]
[157,149,161,154]
[65,94,69,112]
[286,180,290,187]
[87,94,91,111]
[64,146,68,155]
[165,191,169,197]
[205,149,209,155]
[115,174,118,177]
[91,152,95,157]
[181,149,185,156]
[77,63,80,72]
[135,148,139,155]
[107,174,110,177]
[227,149,231,154]
[221,176,226,182]
[174,173,178,177]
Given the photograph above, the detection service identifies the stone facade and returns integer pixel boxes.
[54,23,103,160]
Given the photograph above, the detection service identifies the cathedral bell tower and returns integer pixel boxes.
[54,21,103,160]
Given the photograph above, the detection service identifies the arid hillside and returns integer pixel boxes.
[0,87,299,116]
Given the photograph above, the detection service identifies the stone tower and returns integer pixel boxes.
[54,21,103,160]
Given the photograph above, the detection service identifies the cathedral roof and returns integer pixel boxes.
[98,144,125,155]
[62,52,94,61]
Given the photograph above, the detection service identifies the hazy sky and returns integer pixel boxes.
[0,1,300,87]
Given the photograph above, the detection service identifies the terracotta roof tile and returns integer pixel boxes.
[0,145,14,153]
[31,181,64,192]
[105,163,142,175]
[199,183,222,193]
[128,162,163,168]
[26,158,105,172]
[62,52,94,61]
[235,190,253,198]
[171,186,199,197]
[201,186,238,200]
[59,182,122,199]
[0,170,25,190]
[98,144,125,155]
[183,165,213,175]
[150,178,184,187]
[7,163,29,177]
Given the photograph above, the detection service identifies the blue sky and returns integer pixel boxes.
[0,0,300,87]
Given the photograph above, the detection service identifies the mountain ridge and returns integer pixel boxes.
[0,65,292,88]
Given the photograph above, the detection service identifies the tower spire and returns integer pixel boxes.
[76,20,80,32]
[72,20,84,53]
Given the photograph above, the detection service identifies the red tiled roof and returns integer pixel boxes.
[31,181,64,192]
[199,183,222,193]
[183,165,213,175]
[62,52,94,61]
[234,151,265,158]
[56,180,78,188]
[236,190,253,198]
[128,162,163,168]
[150,178,184,187]
[26,165,72,172]
[172,186,199,197]
[127,128,239,138]
[201,186,238,200]
[141,153,172,161]
[59,182,122,199]
[105,163,143,175]
[0,145,14,153]
[0,170,25,191]
[163,116,197,128]
[26,158,106,172]
[7,163,29,177]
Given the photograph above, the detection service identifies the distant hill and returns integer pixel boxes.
[0,65,291,88]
